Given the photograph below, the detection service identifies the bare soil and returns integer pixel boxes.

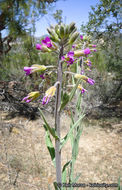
[0,111,122,190]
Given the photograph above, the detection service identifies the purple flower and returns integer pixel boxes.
[93,49,97,52]
[75,74,95,86]
[84,48,91,55]
[86,59,92,66]
[81,70,84,74]
[92,45,96,48]
[36,44,42,50]
[87,78,95,85]
[61,56,65,61]
[24,65,46,76]
[62,51,76,66]
[66,57,74,65]
[72,45,76,48]
[81,88,86,94]
[42,36,52,48]
[68,51,74,57]
[40,74,45,79]
[80,35,83,40]
[24,67,33,75]
[42,86,56,105]
[42,96,50,105]
[78,84,87,94]
[22,96,32,103]
[22,91,40,103]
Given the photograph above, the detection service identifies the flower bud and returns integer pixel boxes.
[68,32,79,44]
[42,86,56,105]
[75,74,95,85]
[36,44,42,50]
[89,44,96,48]
[74,50,84,57]
[41,45,52,53]
[64,25,69,37]
[24,64,47,76]
[75,74,88,80]
[59,24,65,39]
[69,22,76,34]
[22,91,40,103]
[51,31,60,43]
[78,85,87,94]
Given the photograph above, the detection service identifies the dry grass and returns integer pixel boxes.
[0,111,121,190]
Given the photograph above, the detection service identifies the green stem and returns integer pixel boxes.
[55,46,63,184]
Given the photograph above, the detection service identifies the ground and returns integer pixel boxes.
[0,111,122,190]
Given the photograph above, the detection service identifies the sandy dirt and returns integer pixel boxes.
[0,111,122,190]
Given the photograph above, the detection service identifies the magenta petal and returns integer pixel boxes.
[47,43,52,48]
[42,96,50,105]
[24,67,32,75]
[36,44,42,50]
[68,51,74,57]
[72,45,76,48]
[92,45,96,48]
[45,36,51,42]
[87,78,95,85]
[61,56,65,61]
[81,70,84,74]
[40,74,45,79]
[81,89,85,94]
[42,36,51,47]
[22,96,28,101]
[84,48,91,55]
[87,62,92,66]
[41,41,46,45]
[80,35,83,40]
[26,99,32,103]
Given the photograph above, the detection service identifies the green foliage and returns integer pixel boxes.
[62,160,71,185]
[60,114,84,150]
[39,108,59,140]
[52,9,63,24]
[60,79,81,110]
[47,22,79,46]
[81,0,122,77]
[0,0,58,56]
[90,51,106,73]
[43,124,56,167]
[0,35,41,80]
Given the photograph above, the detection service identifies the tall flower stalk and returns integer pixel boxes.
[22,23,97,189]
[55,46,63,183]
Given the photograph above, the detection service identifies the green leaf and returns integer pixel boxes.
[39,108,59,140]
[62,160,71,185]
[72,127,83,161]
[74,173,81,183]
[60,92,70,110]
[43,124,56,167]
[74,173,82,190]
[60,114,84,150]
[53,182,61,190]
[118,176,121,190]
[60,79,81,111]
[76,92,82,111]
[69,111,75,148]
[69,79,81,102]
[72,75,75,86]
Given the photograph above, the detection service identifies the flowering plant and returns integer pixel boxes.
[22,22,97,189]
